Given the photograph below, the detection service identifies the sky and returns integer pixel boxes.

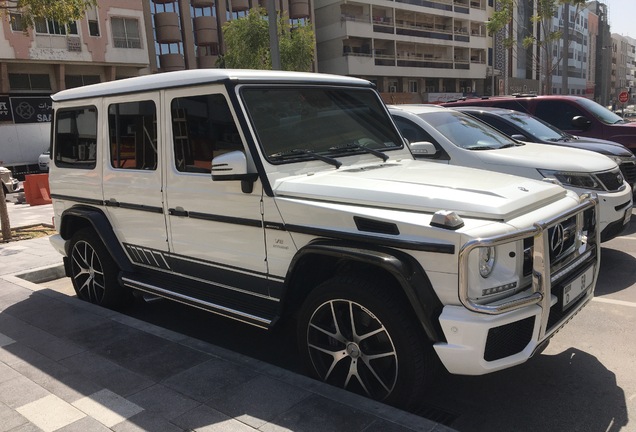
[605,0,636,38]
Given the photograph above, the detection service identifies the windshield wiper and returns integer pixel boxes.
[269,149,342,168]
[547,137,569,142]
[499,143,521,148]
[329,143,389,162]
[467,146,496,151]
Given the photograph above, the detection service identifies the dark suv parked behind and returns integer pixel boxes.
[443,95,636,150]
[452,106,636,191]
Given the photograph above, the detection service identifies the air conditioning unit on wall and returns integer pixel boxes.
[389,85,397,92]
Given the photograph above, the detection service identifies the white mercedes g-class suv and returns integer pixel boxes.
[49,70,599,409]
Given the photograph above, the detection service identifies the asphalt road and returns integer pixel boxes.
[44,217,636,431]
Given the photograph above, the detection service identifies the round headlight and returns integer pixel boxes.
[479,247,496,278]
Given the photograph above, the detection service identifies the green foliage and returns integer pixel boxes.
[222,7,315,71]
[1,0,97,30]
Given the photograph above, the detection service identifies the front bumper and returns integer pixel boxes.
[438,194,599,375]
[595,186,632,241]
[434,264,594,375]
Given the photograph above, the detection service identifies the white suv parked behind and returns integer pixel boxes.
[390,104,633,242]
[49,70,599,409]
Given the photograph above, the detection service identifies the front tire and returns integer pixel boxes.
[68,228,127,308]
[297,274,435,409]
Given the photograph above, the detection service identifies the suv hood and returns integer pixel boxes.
[273,159,568,221]
[560,136,634,156]
[473,142,617,172]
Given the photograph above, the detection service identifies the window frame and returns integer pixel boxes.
[53,106,99,170]
[111,17,142,49]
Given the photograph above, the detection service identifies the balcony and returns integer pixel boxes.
[159,53,185,71]
[290,0,310,19]
[194,16,218,46]
[154,12,182,44]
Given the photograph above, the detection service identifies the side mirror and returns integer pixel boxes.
[211,151,258,193]
[409,141,439,158]
[571,115,592,130]
[510,134,527,141]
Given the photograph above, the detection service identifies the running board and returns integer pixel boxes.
[120,274,276,329]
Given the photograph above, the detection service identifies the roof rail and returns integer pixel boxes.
[511,93,537,98]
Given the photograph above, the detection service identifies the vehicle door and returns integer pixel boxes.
[162,86,269,291]
[102,93,168,253]
[533,100,590,136]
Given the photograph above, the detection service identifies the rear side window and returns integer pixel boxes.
[170,94,243,173]
[534,100,585,130]
[54,107,97,169]
[108,100,157,170]
[474,114,519,137]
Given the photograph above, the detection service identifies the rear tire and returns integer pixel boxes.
[68,228,128,308]
[297,274,436,409]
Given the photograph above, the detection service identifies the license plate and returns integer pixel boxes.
[624,207,632,225]
[562,265,595,310]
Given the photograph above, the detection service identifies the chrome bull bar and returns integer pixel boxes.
[458,193,600,316]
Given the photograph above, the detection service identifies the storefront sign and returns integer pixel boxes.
[10,97,52,123]
[0,96,12,122]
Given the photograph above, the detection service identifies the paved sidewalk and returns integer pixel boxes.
[0,198,454,431]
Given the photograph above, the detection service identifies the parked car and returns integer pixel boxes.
[451,106,636,191]
[442,95,636,150]
[0,166,19,195]
[38,150,50,172]
[390,104,632,242]
[49,70,600,409]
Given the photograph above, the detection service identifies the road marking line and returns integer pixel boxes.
[592,297,636,308]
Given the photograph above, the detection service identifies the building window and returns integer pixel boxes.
[34,18,78,35]
[65,75,101,89]
[409,81,418,93]
[8,73,52,91]
[88,20,100,36]
[111,17,141,49]
[86,6,100,36]
[10,13,24,32]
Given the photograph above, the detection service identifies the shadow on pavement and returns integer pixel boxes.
[598,247,636,295]
[428,348,628,432]
[1,287,433,432]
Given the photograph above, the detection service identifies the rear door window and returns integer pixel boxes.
[534,100,585,131]
[54,107,97,169]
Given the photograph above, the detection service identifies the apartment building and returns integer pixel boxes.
[312,0,490,102]
[610,33,633,105]
[551,4,592,97]
[0,0,150,173]
[143,0,312,73]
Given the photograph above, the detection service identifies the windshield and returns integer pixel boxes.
[418,111,517,150]
[576,97,626,124]
[499,111,565,141]
[241,87,404,163]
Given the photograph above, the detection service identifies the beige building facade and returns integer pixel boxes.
[313,0,490,102]
[0,0,150,172]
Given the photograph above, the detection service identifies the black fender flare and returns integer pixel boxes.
[60,206,133,273]
[285,239,446,343]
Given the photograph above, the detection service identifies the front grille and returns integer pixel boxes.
[484,316,535,361]
[619,159,636,185]
[596,169,625,192]
[546,215,577,264]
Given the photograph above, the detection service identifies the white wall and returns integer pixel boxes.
[0,123,50,167]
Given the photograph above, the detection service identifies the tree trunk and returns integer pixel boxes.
[0,185,11,242]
